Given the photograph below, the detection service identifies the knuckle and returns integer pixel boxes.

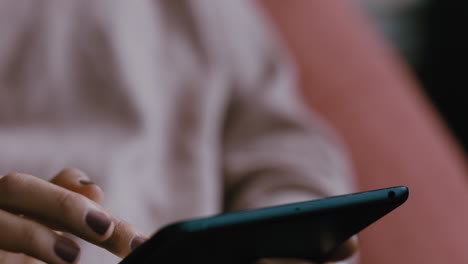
[19,222,54,263]
[113,217,128,232]
[1,172,25,184]
[21,223,41,252]
[113,216,135,240]
[55,190,83,214]
[0,172,27,195]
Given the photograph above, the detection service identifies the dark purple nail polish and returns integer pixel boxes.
[85,210,112,235]
[79,179,95,185]
[131,237,147,250]
[54,238,80,263]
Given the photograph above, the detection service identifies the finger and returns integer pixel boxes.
[0,173,114,244]
[0,250,47,264]
[50,169,148,257]
[0,172,146,257]
[326,236,359,262]
[100,216,149,258]
[0,210,80,264]
[50,168,104,205]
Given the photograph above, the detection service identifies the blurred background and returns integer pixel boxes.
[357,0,468,154]
[257,0,468,263]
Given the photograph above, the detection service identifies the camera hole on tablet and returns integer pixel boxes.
[388,191,396,200]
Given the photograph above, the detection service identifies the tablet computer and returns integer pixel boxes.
[120,186,409,263]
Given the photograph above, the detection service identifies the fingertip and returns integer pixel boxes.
[51,168,86,182]
[51,168,104,204]
[78,179,95,185]
[54,236,81,263]
[96,217,149,258]
[84,210,115,242]
[78,183,104,205]
[130,236,147,251]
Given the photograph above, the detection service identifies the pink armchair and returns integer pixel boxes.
[257,1,468,263]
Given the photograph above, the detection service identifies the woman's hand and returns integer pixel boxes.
[0,168,147,264]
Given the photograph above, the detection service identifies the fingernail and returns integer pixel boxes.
[54,238,80,263]
[79,179,95,185]
[85,210,112,235]
[131,236,147,250]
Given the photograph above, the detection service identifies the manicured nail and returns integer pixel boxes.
[131,237,147,250]
[79,179,95,185]
[54,238,80,263]
[85,210,112,235]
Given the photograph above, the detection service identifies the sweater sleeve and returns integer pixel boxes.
[221,1,356,212]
